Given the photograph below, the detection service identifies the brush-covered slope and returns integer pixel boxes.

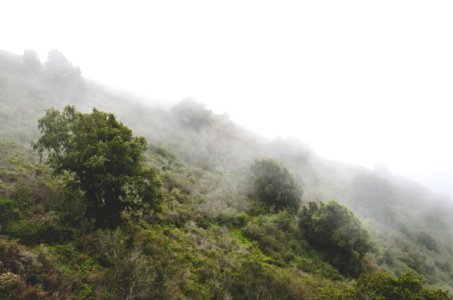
[1,50,453,298]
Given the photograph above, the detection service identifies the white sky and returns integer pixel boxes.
[1,0,453,197]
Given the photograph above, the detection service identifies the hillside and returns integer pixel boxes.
[1,50,453,299]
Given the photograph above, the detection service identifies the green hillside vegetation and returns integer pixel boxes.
[1,50,453,299]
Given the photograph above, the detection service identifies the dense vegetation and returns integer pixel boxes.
[1,50,453,299]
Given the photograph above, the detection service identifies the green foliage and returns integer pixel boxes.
[6,219,70,245]
[242,211,343,280]
[0,239,75,299]
[418,231,439,252]
[398,249,436,276]
[300,200,371,277]
[89,229,155,299]
[251,159,302,213]
[243,212,301,265]
[229,258,309,300]
[0,271,49,300]
[33,106,162,228]
[0,198,18,230]
[345,271,452,300]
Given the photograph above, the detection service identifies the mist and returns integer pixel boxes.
[2,1,452,199]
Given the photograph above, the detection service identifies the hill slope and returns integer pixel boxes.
[1,50,453,298]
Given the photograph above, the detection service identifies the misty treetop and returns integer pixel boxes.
[33,106,162,228]
[172,98,213,131]
[251,159,302,212]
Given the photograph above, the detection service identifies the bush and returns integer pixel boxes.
[0,272,49,300]
[0,239,71,298]
[6,220,72,245]
[299,201,370,277]
[229,257,308,300]
[0,198,18,230]
[347,272,452,300]
[418,231,439,252]
[251,159,302,213]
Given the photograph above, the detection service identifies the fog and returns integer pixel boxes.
[2,0,453,198]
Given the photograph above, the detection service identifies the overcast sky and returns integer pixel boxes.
[2,0,453,197]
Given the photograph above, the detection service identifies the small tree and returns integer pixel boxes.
[33,106,161,228]
[251,159,302,212]
[172,98,212,131]
[299,200,370,277]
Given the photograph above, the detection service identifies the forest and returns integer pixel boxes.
[1,49,453,299]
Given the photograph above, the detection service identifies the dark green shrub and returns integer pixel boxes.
[418,231,438,252]
[233,211,250,227]
[0,198,18,229]
[251,159,302,213]
[299,200,370,277]
[6,220,72,245]
[229,258,308,300]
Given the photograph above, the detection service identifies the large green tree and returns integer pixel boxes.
[33,106,161,228]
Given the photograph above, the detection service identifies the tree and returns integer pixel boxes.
[172,98,213,131]
[299,200,370,277]
[33,106,161,228]
[22,50,43,76]
[44,50,81,82]
[251,159,302,212]
[43,50,84,100]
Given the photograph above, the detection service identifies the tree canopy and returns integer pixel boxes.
[33,106,161,228]
[172,98,213,131]
[299,200,371,277]
[251,159,302,212]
